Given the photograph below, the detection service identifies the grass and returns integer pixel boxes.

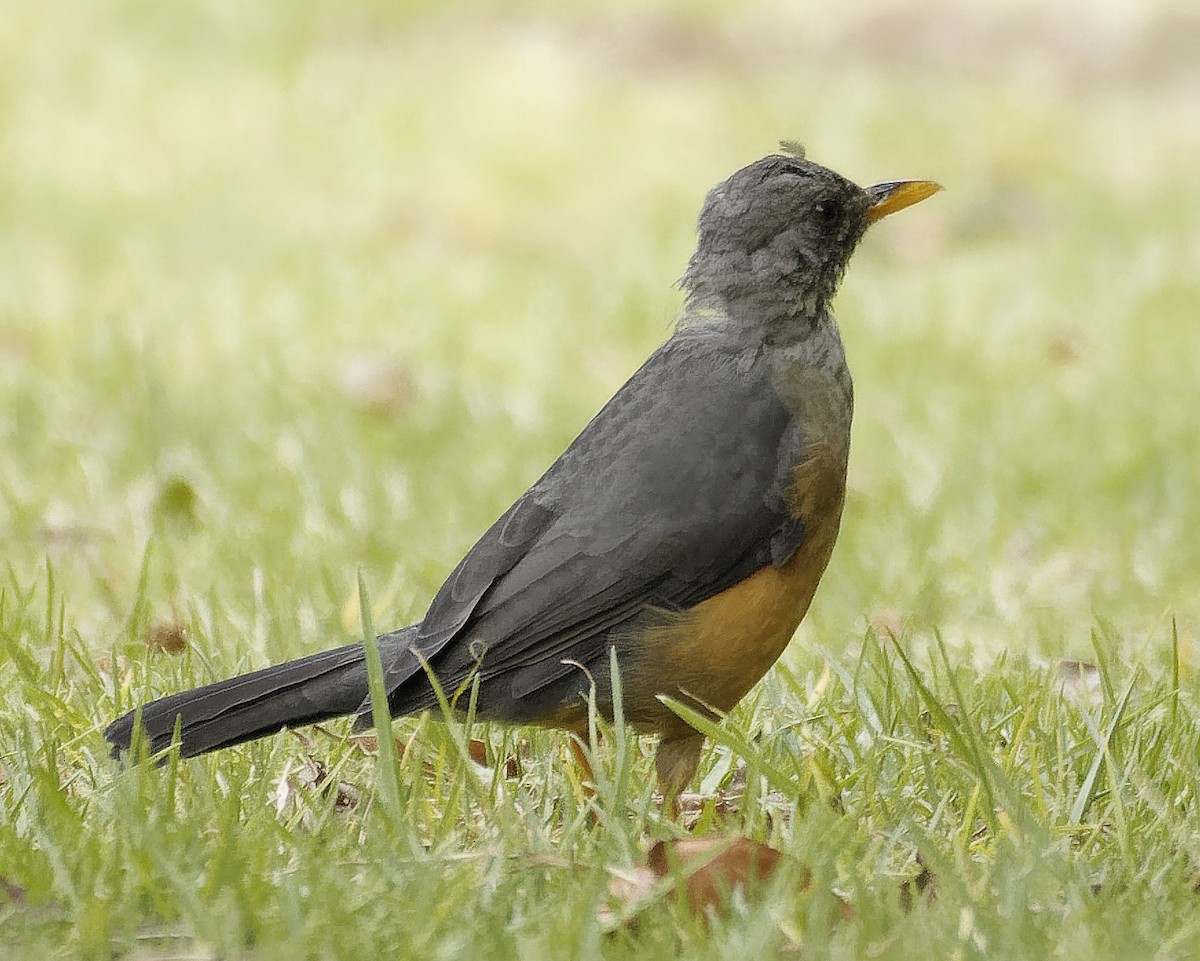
[2,0,1200,957]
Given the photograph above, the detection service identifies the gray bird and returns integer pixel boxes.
[106,151,940,803]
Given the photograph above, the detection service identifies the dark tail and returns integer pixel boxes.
[105,642,371,758]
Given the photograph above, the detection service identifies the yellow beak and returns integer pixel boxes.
[864,180,943,224]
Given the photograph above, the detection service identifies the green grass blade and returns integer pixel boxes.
[358,569,402,822]
[1068,675,1136,827]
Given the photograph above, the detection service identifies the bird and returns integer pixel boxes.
[105,148,940,804]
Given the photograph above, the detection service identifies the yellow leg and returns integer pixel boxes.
[569,734,597,802]
[654,734,703,817]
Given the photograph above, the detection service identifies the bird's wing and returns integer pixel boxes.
[373,326,809,709]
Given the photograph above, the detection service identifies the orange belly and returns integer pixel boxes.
[630,535,831,733]
[624,446,847,736]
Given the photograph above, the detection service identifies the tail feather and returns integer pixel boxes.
[105,642,369,757]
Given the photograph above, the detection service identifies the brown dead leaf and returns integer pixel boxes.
[347,731,408,759]
[466,738,522,778]
[649,835,789,916]
[348,731,379,754]
[144,622,188,655]
[605,835,851,930]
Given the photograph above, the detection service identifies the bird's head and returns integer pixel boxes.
[682,150,940,333]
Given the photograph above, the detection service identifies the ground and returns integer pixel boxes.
[2,0,1199,958]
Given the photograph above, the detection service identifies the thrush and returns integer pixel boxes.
[106,148,940,802]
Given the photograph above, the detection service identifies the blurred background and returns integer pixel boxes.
[1,0,1198,673]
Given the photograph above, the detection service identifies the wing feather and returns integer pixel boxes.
[378,326,806,712]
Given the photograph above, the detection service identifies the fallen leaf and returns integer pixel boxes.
[603,834,851,931]
[144,622,189,655]
[648,836,788,916]
[467,738,521,778]
[347,731,406,759]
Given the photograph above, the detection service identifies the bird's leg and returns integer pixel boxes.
[654,734,704,817]
[569,733,597,800]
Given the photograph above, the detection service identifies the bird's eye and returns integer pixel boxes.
[814,198,841,225]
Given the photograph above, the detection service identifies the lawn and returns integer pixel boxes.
[2,0,1199,957]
